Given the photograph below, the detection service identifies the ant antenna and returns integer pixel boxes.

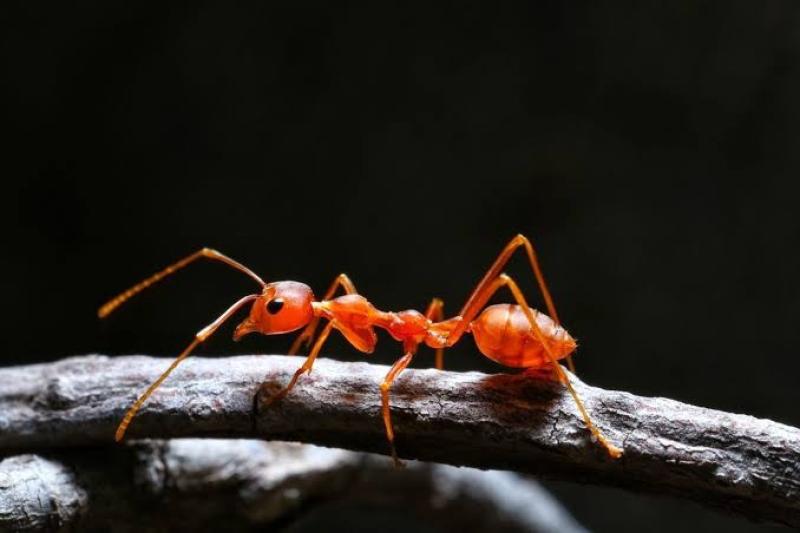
[99,248,265,318]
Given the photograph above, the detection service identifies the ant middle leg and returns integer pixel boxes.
[424,297,446,369]
[380,348,417,467]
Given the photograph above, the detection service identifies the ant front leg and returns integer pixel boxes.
[263,321,335,407]
[289,273,357,355]
[424,297,446,369]
[115,293,260,441]
[380,347,417,467]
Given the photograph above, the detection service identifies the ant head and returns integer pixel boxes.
[233,281,315,340]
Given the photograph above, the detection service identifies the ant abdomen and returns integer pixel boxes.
[470,303,577,368]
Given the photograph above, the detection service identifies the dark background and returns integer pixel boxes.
[3,1,799,531]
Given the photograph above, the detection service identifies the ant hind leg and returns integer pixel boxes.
[447,235,575,372]
[449,267,621,458]
[498,274,622,458]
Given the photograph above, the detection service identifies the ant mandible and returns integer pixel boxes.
[100,235,623,462]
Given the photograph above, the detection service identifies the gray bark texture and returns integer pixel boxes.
[0,354,798,527]
[0,440,586,532]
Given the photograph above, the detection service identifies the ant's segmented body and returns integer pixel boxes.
[101,235,623,462]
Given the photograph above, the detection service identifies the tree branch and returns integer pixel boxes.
[0,355,798,527]
[0,441,586,532]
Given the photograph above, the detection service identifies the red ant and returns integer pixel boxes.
[100,235,623,462]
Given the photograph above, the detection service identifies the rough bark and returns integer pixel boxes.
[0,354,798,527]
[0,440,586,532]
[0,455,87,531]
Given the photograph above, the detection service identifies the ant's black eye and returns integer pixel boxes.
[266,298,285,314]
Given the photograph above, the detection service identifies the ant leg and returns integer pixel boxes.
[264,321,335,406]
[448,235,575,372]
[115,293,259,442]
[99,248,265,318]
[380,349,416,467]
[424,298,446,369]
[469,273,622,458]
[289,273,357,355]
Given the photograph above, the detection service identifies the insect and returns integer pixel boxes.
[100,235,623,462]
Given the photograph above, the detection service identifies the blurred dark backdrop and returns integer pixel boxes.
[3,1,799,531]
